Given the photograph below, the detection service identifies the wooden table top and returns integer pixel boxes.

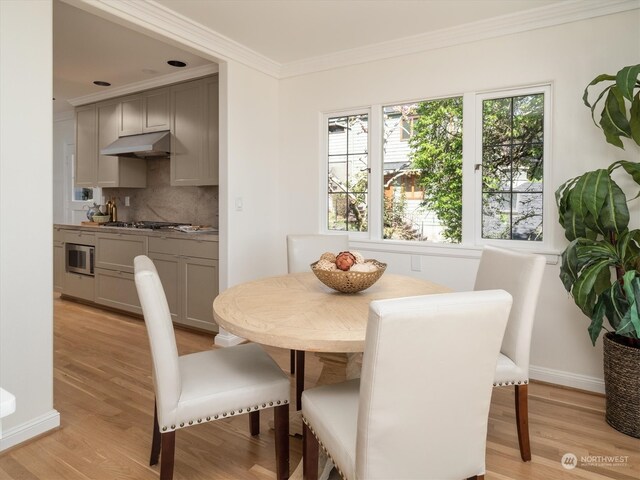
[213,272,449,353]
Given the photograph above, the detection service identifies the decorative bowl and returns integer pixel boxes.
[310,259,387,293]
[92,215,111,224]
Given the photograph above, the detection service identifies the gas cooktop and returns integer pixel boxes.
[104,221,191,230]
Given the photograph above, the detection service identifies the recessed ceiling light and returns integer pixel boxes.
[93,81,111,87]
[167,60,187,68]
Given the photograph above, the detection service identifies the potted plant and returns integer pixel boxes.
[556,64,640,438]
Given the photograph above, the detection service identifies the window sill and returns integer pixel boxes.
[348,238,561,265]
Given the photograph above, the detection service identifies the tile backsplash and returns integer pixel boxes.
[103,157,218,227]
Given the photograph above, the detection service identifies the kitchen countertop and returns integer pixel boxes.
[54,223,219,241]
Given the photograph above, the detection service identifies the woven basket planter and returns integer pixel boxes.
[603,333,640,438]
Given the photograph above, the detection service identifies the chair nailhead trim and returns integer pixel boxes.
[160,398,289,432]
[302,417,348,480]
[493,379,529,387]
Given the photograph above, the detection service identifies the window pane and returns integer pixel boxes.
[482,97,511,146]
[327,114,368,232]
[481,93,544,241]
[73,187,93,202]
[328,193,347,231]
[383,97,463,243]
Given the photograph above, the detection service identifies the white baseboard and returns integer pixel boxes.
[0,409,60,452]
[529,365,605,394]
[214,329,246,347]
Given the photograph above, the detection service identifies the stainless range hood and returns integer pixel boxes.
[100,131,171,158]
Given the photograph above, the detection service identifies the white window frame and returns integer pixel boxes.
[320,83,554,254]
[320,108,372,240]
[473,84,552,250]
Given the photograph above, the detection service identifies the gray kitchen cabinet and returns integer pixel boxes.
[118,94,144,137]
[148,252,180,322]
[53,227,65,292]
[148,236,219,332]
[94,232,147,313]
[75,104,98,187]
[170,76,218,186]
[95,233,147,273]
[182,256,219,331]
[143,88,170,133]
[97,100,146,188]
[119,88,170,137]
[94,268,141,314]
[63,272,95,302]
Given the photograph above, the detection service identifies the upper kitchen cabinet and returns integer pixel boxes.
[97,100,146,188]
[75,104,98,187]
[118,88,170,137]
[170,76,219,186]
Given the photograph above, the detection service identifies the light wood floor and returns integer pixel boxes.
[0,296,638,479]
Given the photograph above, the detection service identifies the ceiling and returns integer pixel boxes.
[54,0,565,114]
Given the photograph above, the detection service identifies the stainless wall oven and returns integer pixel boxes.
[65,243,94,276]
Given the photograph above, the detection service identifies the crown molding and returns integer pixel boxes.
[65,0,639,82]
[68,64,218,107]
[63,0,281,78]
[280,0,640,78]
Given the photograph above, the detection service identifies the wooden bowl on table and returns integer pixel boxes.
[310,259,387,293]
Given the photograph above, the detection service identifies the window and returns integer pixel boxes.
[480,93,544,241]
[383,98,463,243]
[323,85,550,249]
[327,113,369,232]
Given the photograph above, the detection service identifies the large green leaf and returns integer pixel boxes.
[615,64,640,102]
[583,74,615,125]
[589,298,606,345]
[600,88,632,148]
[572,258,616,316]
[560,240,580,292]
[616,229,640,271]
[598,178,629,234]
[610,160,640,199]
[630,93,640,146]
[619,271,640,338]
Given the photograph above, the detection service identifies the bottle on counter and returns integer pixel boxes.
[111,200,118,222]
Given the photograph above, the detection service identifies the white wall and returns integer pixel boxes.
[276,10,640,391]
[221,61,281,289]
[0,0,59,450]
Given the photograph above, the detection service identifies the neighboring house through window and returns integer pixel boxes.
[323,84,550,249]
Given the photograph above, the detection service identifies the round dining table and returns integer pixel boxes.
[213,271,449,352]
[213,271,449,480]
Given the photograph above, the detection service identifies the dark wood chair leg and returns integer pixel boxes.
[160,431,175,480]
[290,349,296,374]
[249,410,260,436]
[150,400,161,466]
[515,384,532,462]
[303,421,319,480]
[296,350,305,411]
[274,404,290,480]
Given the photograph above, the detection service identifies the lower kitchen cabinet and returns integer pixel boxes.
[95,268,141,314]
[63,272,95,301]
[183,256,219,331]
[149,237,219,332]
[148,252,180,322]
[53,227,65,292]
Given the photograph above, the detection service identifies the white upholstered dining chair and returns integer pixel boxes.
[286,234,349,410]
[302,290,513,480]
[474,245,546,462]
[134,255,290,480]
